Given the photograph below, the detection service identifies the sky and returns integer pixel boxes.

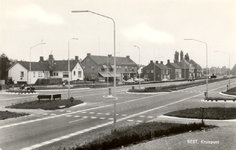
[0,0,236,69]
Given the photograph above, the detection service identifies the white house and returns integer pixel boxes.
[7,54,84,84]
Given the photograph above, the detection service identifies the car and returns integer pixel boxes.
[144,77,150,81]
[162,78,169,81]
[124,78,135,84]
[134,78,145,83]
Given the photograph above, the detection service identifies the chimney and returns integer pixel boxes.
[150,60,153,63]
[87,53,91,56]
[75,56,78,61]
[156,61,158,64]
[167,59,170,64]
[49,54,53,61]
[39,56,44,62]
[126,55,130,59]
[161,61,163,64]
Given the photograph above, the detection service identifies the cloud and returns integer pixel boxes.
[7,4,64,25]
[122,23,175,43]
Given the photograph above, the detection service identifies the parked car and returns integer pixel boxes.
[124,78,135,84]
[134,78,145,83]
[210,74,217,79]
[144,77,150,81]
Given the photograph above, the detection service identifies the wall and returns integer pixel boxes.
[8,63,28,84]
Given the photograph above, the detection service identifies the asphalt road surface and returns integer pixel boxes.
[0,78,235,150]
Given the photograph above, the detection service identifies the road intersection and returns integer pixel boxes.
[0,79,235,150]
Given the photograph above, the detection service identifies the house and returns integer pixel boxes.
[166,60,182,80]
[143,60,171,81]
[189,60,203,79]
[81,53,138,82]
[178,59,195,79]
[7,54,84,84]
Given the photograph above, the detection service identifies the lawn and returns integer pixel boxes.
[6,99,84,110]
[0,110,29,120]
[65,122,214,150]
[165,107,236,120]
[222,86,236,95]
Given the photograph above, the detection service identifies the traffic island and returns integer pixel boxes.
[0,110,29,120]
[127,86,171,93]
[5,99,84,110]
[165,107,236,120]
[221,86,236,96]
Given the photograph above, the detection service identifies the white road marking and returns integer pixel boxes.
[147,116,153,118]
[127,120,133,122]
[89,112,95,114]
[99,117,106,119]
[91,116,97,119]
[17,83,236,150]
[74,116,80,118]
[65,115,72,117]
[69,118,85,123]
[82,116,88,119]
[139,115,145,117]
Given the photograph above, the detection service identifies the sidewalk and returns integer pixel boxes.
[120,115,236,150]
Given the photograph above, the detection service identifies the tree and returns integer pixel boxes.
[180,50,184,60]
[185,53,190,61]
[231,64,236,74]
[0,53,11,80]
[174,51,179,63]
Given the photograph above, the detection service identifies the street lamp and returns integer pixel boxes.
[215,51,231,89]
[29,42,46,85]
[184,39,208,97]
[72,10,117,127]
[134,45,141,90]
[68,38,78,100]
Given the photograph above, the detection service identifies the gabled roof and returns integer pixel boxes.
[189,60,202,69]
[178,59,195,69]
[84,55,137,66]
[53,60,79,71]
[155,63,171,70]
[167,63,181,69]
[8,60,80,72]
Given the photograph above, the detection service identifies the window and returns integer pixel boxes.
[38,72,43,77]
[151,70,154,73]
[20,71,24,77]
[78,71,82,78]
[63,72,68,78]
[74,71,76,76]
[54,72,58,76]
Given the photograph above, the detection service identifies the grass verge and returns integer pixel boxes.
[0,110,29,120]
[6,99,83,110]
[222,86,236,95]
[165,107,236,120]
[66,122,213,150]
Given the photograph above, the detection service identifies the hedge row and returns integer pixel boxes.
[68,122,211,150]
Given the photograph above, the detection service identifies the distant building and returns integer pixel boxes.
[81,53,138,82]
[166,59,182,80]
[189,59,203,79]
[143,60,171,81]
[7,54,84,84]
[178,59,195,79]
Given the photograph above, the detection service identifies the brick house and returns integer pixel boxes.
[177,59,195,79]
[81,53,138,82]
[166,59,182,80]
[7,54,84,84]
[189,60,203,79]
[143,60,171,81]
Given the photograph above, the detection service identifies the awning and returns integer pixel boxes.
[102,65,107,68]
[99,72,111,77]
[109,72,121,77]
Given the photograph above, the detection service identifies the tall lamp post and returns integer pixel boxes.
[215,51,231,89]
[184,39,208,97]
[68,38,78,100]
[72,10,117,127]
[134,45,141,90]
[29,42,46,85]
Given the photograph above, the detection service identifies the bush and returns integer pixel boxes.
[68,122,213,150]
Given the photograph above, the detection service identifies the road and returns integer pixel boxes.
[0,79,235,150]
